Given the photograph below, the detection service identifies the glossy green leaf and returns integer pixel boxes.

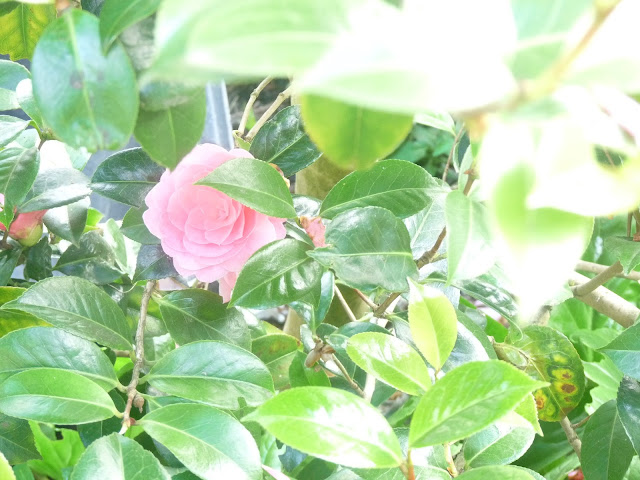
[0,3,55,60]
[55,231,122,284]
[43,198,90,244]
[309,207,417,292]
[140,403,262,480]
[158,289,250,349]
[77,391,126,447]
[121,207,159,244]
[346,332,431,396]
[463,414,535,468]
[440,312,494,373]
[0,116,29,148]
[0,326,118,390]
[28,422,85,480]
[70,433,170,480]
[252,333,299,390]
[0,368,117,424]
[144,340,274,409]
[601,322,640,380]
[320,160,436,220]
[289,351,331,388]
[134,88,206,169]
[18,168,91,213]
[0,59,29,110]
[605,236,640,274]
[497,326,585,422]
[231,239,323,309]
[289,270,334,332]
[133,244,177,282]
[16,78,44,129]
[0,147,38,206]
[32,10,138,151]
[617,376,640,455]
[246,386,404,468]
[445,190,495,282]
[24,237,52,281]
[196,157,296,218]
[404,196,447,258]
[0,308,47,338]
[0,247,20,286]
[2,276,132,350]
[0,451,14,480]
[99,0,161,50]
[409,360,546,447]
[456,466,535,480]
[300,94,413,170]
[0,413,38,464]
[249,105,322,177]
[149,0,358,82]
[582,400,635,480]
[408,281,457,371]
[91,148,165,208]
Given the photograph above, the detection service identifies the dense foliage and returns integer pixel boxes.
[1,1,640,479]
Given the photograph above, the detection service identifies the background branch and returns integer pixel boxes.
[576,260,640,281]
[572,261,623,296]
[560,416,582,459]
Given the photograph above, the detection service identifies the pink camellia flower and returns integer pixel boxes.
[143,144,287,301]
[0,194,46,247]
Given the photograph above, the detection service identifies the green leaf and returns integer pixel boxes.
[404,195,447,258]
[320,160,436,220]
[55,230,123,284]
[249,105,322,177]
[409,360,547,447]
[0,452,15,480]
[415,111,456,135]
[0,248,21,286]
[309,207,418,292]
[2,276,132,350]
[300,94,413,170]
[196,157,296,218]
[0,116,29,148]
[346,332,431,396]
[70,433,170,480]
[134,88,206,170]
[456,466,536,480]
[158,289,250,349]
[140,403,262,480]
[18,168,91,213]
[0,59,29,110]
[289,270,335,333]
[16,78,44,129]
[0,3,56,60]
[121,207,159,245]
[617,376,640,455]
[32,10,139,151]
[289,351,331,388]
[28,422,85,480]
[99,0,161,51]
[133,244,177,282]
[24,236,52,281]
[252,333,299,390]
[463,414,535,468]
[77,391,125,447]
[0,326,118,390]
[601,322,640,380]
[408,281,457,371]
[0,147,39,206]
[0,368,117,424]
[246,386,404,468]
[584,357,623,415]
[582,400,635,480]
[149,0,357,82]
[231,239,324,309]
[445,190,495,282]
[42,199,89,244]
[144,340,274,409]
[514,394,542,436]
[91,148,165,208]
[604,236,640,274]
[0,413,39,464]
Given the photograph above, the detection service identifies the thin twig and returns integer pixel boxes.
[331,354,365,398]
[576,260,640,281]
[238,76,273,136]
[334,285,358,323]
[120,280,157,434]
[444,442,459,477]
[417,228,447,269]
[246,85,293,141]
[442,127,465,182]
[560,416,582,459]
[374,292,400,317]
[571,415,591,429]
[355,289,378,309]
[572,261,623,296]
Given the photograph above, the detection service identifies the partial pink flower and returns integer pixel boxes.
[0,193,46,246]
[143,144,286,301]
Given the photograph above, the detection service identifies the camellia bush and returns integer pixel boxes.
[2,0,640,479]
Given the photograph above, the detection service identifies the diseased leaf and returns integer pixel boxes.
[0,3,56,60]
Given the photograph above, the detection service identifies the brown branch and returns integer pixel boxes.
[569,272,639,328]
[238,76,273,136]
[374,292,401,317]
[416,228,447,269]
[560,416,582,459]
[355,289,378,309]
[120,280,157,434]
[442,127,465,182]
[331,354,365,398]
[572,261,623,296]
[246,85,292,141]
[571,415,591,429]
[334,285,357,323]
[576,260,640,281]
